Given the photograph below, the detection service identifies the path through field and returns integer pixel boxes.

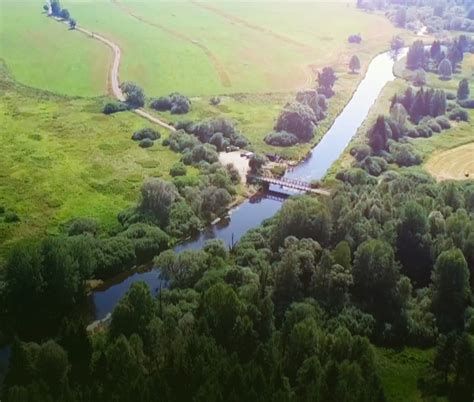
[48,8,176,131]
[425,143,474,181]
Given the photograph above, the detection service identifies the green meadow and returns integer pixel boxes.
[0,64,193,256]
[0,0,110,96]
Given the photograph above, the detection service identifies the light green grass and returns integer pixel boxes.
[66,0,400,96]
[0,64,194,256]
[0,0,110,96]
[375,347,447,402]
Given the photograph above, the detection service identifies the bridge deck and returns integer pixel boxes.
[250,176,330,197]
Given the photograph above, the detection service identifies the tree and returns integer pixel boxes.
[395,7,407,27]
[412,68,426,87]
[390,102,408,129]
[317,67,337,97]
[50,0,61,16]
[432,249,470,333]
[438,58,453,80]
[457,78,470,100]
[69,18,76,29]
[248,153,267,174]
[391,35,404,51]
[139,178,180,226]
[368,115,391,152]
[352,239,401,324]
[274,101,317,142]
[43,4,49,12]
[406,40,426,70]
[430,40,442,62]
[120,81,145,108]
[349,55,361,73]
[59,8,70,19]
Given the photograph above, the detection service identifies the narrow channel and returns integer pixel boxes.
[92,49,406,320]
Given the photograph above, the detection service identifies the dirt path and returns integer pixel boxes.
[111,0,231,88]
[48,6,176,131]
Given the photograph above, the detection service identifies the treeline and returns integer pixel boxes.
[3,167,474,400]
[44,0,76,29]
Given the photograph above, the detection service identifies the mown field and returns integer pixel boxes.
[67,0,399,95]
[0,64,194,256]
[0,0,110,97]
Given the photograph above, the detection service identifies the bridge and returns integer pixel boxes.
[248,175,331,197]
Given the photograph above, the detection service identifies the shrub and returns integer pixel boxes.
[405,127,419,138]
[168,130,200,152]
[348,34,362,43]
[209,96,221,106]
[103,101,128,115]
[264,131,299,147]
[435,116,451,129]
[415,125,433,138]
[274,101,316,142]
[350,144,372,162]
[426,120,442,133]
[65,218,99,236]
[132,127,160,141]
[150,93,191,114]
[357,156,388,176]
[94,237,136,279]
[169,162,187,177]
[446,92,457,100]
[139,138,154,148]
[448,107,469,121]
[389,142,422,167]
[120,223,170,262]
[458,99,474,108]
[0,206,4,214]
[182,144,219,165]
[4,212,20,223]
[336,168,376,186]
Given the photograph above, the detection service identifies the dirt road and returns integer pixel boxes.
[49,9,175,131]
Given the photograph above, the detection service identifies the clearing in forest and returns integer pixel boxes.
[425,143,474,182]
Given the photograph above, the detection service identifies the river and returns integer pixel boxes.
[91,48,407,320]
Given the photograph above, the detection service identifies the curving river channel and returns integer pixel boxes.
[91,48,407,320]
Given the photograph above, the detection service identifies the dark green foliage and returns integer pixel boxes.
[275,101,317,142]
[64,217,99,236]
[357,156,388,176]
[149,93,191,114]
[139,138,154,148]
[317,67,337,97]
[68,18,76,29]
[132,127,160,141]
[120,82,145,108]
[119,223,170,262]
[438,58,453,80]
[169,162,187,177]
[448,107,469,121]
[350,144,372,162]
[4,212,20,223]
[389,142,422,167]
[457,78,470,100]
[264,131,298,147]
[59,8,69,19]
[435,115,451,129]
[94,236,135,278]
[102,101,128,115]
[249,153,267,174]
[139,178,180,227]
[406,40,426,70]
[50,0,61,15]
[458,99,474,108]
[295,89,326,120]
[349,55,361,73]
[432,249,470,333]
[368,115,391,152]
[336,168,376,185]
[182,143,219,165]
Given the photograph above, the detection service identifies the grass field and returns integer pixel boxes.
[0,64,194,256]
[0,0,110,96]
[425,142,474,181]
[375,347,447,402]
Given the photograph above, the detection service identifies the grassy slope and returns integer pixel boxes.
[0,65,194,256]
[0,0,110,97]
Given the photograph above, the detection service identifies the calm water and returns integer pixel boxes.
[91,49,406,320]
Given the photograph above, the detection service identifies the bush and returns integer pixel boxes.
[209,96,221,106]
[389,142,422,167]
[132,127,160,141]
[357,156,388,176]
[348,34,362,43]
[415,125,433,138]
[103,101,128,115]
[139,138,154,148]
[65,218,99,236]
[94,237,136,279]
[458,99,474,108]
[264,131,299,147]
[350,144,371,162]
[336,168,376,186]
[274,101,316,142]
[405,127,418,138]
[120,223,170,262]
[150,93,191,114]
[426,120,442,133]
[446,92,457,100]
[448,107,469,121]
[0,206,4,214]
[169,162,187,177]
[4,212,20,223]
[182,144,219,165]
[435,116,451,129]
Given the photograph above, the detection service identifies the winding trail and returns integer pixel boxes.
[48,8,176,131]
[111,0,232,88]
